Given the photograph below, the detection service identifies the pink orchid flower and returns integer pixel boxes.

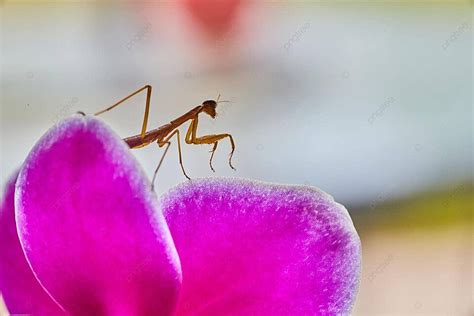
[0,116,361,315]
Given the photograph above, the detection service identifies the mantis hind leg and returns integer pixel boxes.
[94,85,153,139]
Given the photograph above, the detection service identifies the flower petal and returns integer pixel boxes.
[0,171,64,315]
[15,116,182,315]
[161,178,361,315]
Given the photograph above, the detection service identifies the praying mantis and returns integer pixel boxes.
[91,85,236,190]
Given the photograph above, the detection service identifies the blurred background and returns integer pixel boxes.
[0,1,472,315]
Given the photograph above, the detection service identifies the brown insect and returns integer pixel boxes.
[92,85,236,190]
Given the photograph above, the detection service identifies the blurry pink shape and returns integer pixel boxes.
[184,0,243,38]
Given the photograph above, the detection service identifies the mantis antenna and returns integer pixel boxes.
[216,94,231,104]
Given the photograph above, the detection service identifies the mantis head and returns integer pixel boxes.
[201,94,230,119]
[202,100,217,118]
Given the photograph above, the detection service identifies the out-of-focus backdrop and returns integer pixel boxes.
[1,1,472,315]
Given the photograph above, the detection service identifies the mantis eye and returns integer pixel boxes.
[202,100,217,108]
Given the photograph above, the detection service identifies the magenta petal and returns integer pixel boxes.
[15,116,181,315]
[0,171,64,315]
[162,178,361,315]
